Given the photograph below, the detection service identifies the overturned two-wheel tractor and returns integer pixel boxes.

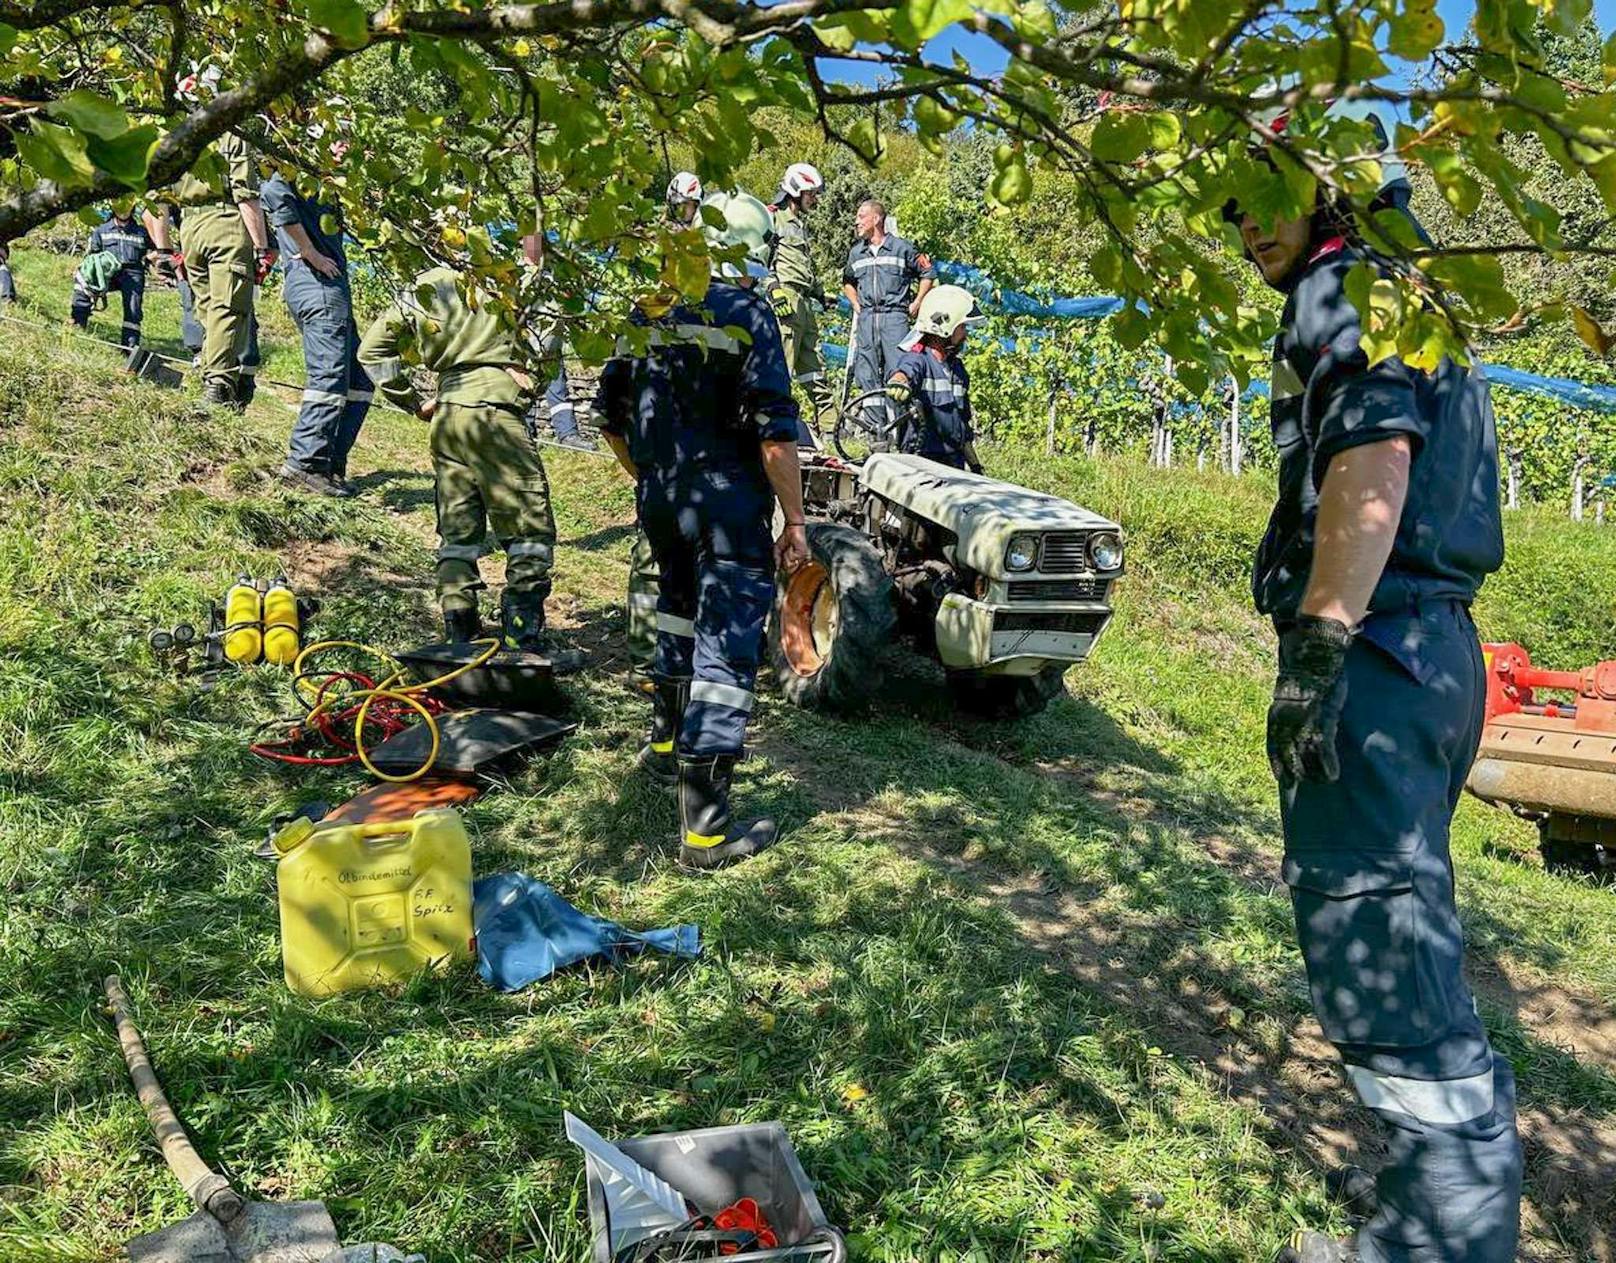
[768,422,1123,722]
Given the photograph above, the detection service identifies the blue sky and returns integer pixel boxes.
[822,0,1616,87]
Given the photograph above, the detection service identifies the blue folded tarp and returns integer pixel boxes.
[474,872,700,992]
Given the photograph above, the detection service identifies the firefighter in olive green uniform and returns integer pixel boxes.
[767,163,834,432]
[357,265,559,649]
[167,133,273,408]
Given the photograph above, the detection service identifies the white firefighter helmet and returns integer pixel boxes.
[666,171,703,208]
[781,163,825,199]
[699,191,775,278]
[903,284,984,348]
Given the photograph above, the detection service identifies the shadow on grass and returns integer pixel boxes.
[755,677,1616,1254]
[345,467,437,515]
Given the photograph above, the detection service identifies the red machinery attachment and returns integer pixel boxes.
[1469,642,1616,876]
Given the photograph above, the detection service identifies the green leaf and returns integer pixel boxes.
[1572,304,1611,356]
[1092,113,1148,163]
[988,153,1032,205]
[1546,0,1592,38]
[1424,253,1515,323]
[890,0,969,48]
[1091,111,1178,163]
[1590,154,1616,212]
[1089,244,1123,292]
[0,23,16,57]
[1387,6,1444,61]
[306,0,370,49]
[15,120,95,188]
[1426,149,1481,216]
[1011,0,1057,40]
[46,90,129,140]
[847,115,882,163]
[813,9,893,47]
[85,124,159,188]
[1112,303,1149,350]
[1604,29,1616,85]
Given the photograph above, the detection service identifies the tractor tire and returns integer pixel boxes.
[770,523,896,712]
[947,663,1068,720]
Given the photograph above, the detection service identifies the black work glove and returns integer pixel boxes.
[1268,614,1353,783]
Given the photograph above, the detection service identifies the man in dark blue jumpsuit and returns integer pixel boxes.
[885,284,987,473]
[1228,172,1518,1261]
[262,172,371,497]
[72,205,153,349]
[842,199,935,432]
[596,191,809,869]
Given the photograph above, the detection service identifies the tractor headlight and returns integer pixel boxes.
[1006,534,1039,572]
[1089,531,1124,572]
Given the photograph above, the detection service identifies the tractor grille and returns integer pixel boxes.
[1008,579,1108,603]
[1038,532,1091,574]
[995,611,1109,635]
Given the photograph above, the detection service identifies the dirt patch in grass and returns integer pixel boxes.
[279,537,421,598]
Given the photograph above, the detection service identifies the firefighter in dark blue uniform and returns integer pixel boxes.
[843,198,935,429]
[262,171,371,497]
[1227,128,1518,1263]
[72,203,154,348]
[884,284,986,472]
[597,191,809,869]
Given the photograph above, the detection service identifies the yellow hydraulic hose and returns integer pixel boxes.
[293,637,501,782]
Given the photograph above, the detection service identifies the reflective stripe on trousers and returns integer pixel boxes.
[430,401,557,612]
[284,277,371,475]
[642,474,774,758]
[1280,603,1521,1263]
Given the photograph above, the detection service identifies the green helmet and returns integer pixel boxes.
[700,191,774,278]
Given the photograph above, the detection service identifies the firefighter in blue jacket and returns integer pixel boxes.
[71,202,155,349]
[884,284,986,472]
[261,171,371,497]
[596,191,810,869]
[1225,116,1517,1263]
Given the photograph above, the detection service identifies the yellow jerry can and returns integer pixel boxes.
[275,808,475,997]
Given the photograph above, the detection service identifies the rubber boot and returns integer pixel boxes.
[501,585,588,670]
[443,606,482,645]
[678,755,776,869]
[500,587,548,653]
[1274,1231,1358,1263]
[637,678,687,792]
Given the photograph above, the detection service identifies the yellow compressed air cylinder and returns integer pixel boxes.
[223,575,263,664]
[262,577,300,666]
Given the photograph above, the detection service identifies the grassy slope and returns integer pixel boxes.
[1,245,1613,1262]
